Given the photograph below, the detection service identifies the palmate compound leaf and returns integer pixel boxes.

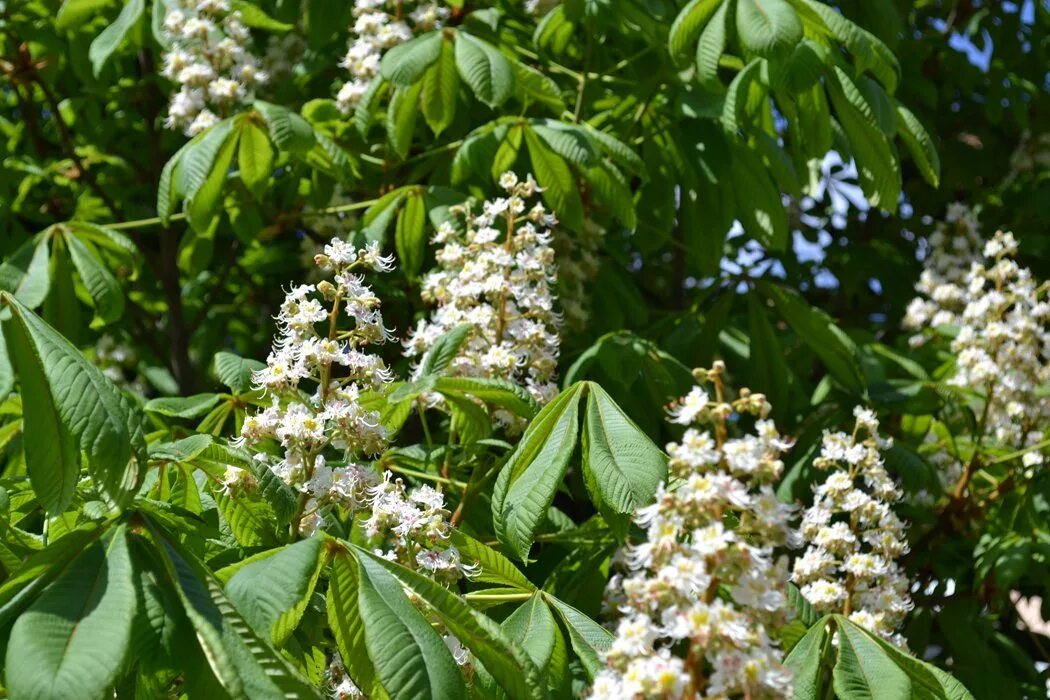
[1,293,145,514]
[6,524,137,700]
[351,546,548,700]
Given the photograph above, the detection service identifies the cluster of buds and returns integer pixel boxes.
[404,172,562,428]
[335,0,449,113]
[591,362,795,699]
[160,0,267,136]
[793,408,913,645]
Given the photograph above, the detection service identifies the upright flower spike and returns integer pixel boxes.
[591,362,795,700]
[404,172,563,425]
[792,407,913,646]
[905,221,1050,488]
[335,0,449,113]
[160,0,268,136]
[236,240,474,585]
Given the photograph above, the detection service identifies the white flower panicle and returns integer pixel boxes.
[793,408,913,645]
[335,0,449,113]
[903,204,984,341]
[405,172,562,418]
[591,362,795,700]
[906,221,1049,484]
[237,239,395,537]
[160,0,267,136]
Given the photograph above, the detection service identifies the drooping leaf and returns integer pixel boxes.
[455,31,514,107]
[395,188,427,277]
[833,617,911,700]
[581,382,666,517]
[381,31,443,86]
[735,0,802,57]
[238,119,276,197]
[502,593,557,670]
[89,0,145,76]
[545,594,613,681]
[421,35,460,135]
[254,101,316,153]
[668,0,724,65]
[145,393,223,419]
[327,550,388,699]
[356,552,466,698]
[64,232,124,324]
[2,294,145,511]
[492,383,585,560]
[213,351,265,394]
[225,536,325,646]
[354,547,547,700]
[896,104,940,188]
[524,127,583,231]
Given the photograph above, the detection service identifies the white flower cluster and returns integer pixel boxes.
[236,239,396,536]
[793,408,913,646]
[405,172,562,418]
[160,0,268,136]
[906,224,1050,483]
[591,363,795,700]
[335,0,449,114]
[903,204,984,342]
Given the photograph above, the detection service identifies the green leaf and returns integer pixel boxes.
[434,376,539,419]
[0,233,51,309]
[381,31,443,86]
[327,551,388,699]
[387,81,424,160]
[89,0,145,77]
[862,624,976,700]
[531,120,597,166]
[448,529,535,591]
[149,527,322,699]
[736,0,802,57]
[455,31,515,107]
[502,593,557,670]
[238,119,275,198]
[216,489,279,547]
[524,127,583,231]
[761,282,866,394]
[833,617,911,699]
[417,324,472,377]
[896,104,940,188]
[356,552,466,698]
[798,0,899,92]
[421,35,460,135]
[2,294,144,512]
[545,595,613,681]
[783,615,830,700]
[254,101,316,153]
[729,144,789,249]
[0,330,12,402]
[145,393,222,419]
[668,0,724,65]
[581,125,645,175]
[187,123,240,233]
[229,0,294,31]
[360,187,409,244]
[226,536,325,646]
[581,382,666,516]
[353,547,546,700]
[722,57,764,134]
[175,118,235,205]
[492,383,585,560]
[56,0,115,31]
[213,351,265,394]
[395,189,427,278]
[515,62,565,113]
[826,68,900,211]
[64,233,124,323]
[787,582,820,626]
[696,0,732,89]
[6,525,136,700]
